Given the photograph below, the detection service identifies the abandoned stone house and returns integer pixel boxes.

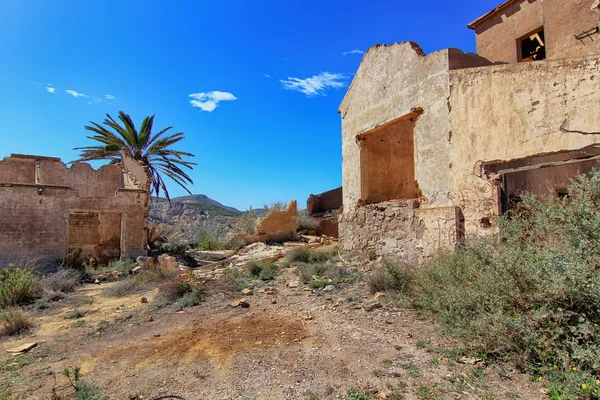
[0,151,150,266]
[339,0,600,262]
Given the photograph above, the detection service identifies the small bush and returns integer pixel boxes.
[74,381,105,400]
[0,266,38,307]
[41,268,82,295]
[177,291,201,307]
[263,201,286,215]
[133,267,174,285]
[59,248,86,271]
[246,261,279,280]
[239,208,258,234]
[222,268,250,292]
[0,309,32,336]
[104,280,138,297]
[159,280,204,307]
[196,236,228,251]
[64,309,84,319]
[34,298,49,310]
[297,212,320,231]
[287,248,336,264]
[366,261,412,294]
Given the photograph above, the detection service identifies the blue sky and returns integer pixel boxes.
[0,0,501,211]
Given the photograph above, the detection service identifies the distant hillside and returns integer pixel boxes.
[150,194,242,220]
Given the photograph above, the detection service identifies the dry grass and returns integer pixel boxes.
[0,308,32,336]
[40,269,82,295]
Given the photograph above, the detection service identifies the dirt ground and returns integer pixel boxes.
[1,265,545,400]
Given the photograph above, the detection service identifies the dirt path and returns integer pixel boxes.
[1,267,544,400]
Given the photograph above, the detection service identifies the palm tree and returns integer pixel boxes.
[72,111,196,201]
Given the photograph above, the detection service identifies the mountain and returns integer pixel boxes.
[150,194,242,219]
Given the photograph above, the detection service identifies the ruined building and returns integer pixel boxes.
[0,151,150,266]
[339,0,600,262]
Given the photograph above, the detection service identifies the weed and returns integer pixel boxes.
[34,298,49,310]
[346,388,366,400]
[246,260,279,280]
[381,359,393,368]
[177,291,201,307]
[415,340,428,349]
[196,236,228,251]
[222,268,250,291]
[366,261,412,294]
[288,248,336,264]
[0,309,32,336]
[64,309,84,319]
[415,386,438,400]
[429,358,440,367]
[72,320,86,328]
[393,345,402,351]
[74,381,105,399]
[105,280,138,297]
[0,266,37,307]
[372,369,386,378]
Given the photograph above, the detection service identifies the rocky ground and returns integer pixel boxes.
[1,247,545,400]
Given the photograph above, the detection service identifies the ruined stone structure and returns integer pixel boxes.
[306,187,342,238]
[339,0,600,263]
[0,151,150,265]
[239,200,298,244]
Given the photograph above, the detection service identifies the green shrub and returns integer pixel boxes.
[246,260,279,280]
[0,308,32,335]
[288,248,336,264]
[222,268,250,291]
[34,298,49,310]
[239,208,258,234]
[196,236,228,251]
[74,381,105,400]
[410,169,600,395]
[366,261,412,294]
[0,266,38,307]
[64,309,84,319]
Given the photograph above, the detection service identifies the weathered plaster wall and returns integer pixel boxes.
[472,0,600,64]
[339,43,464,213]
[449,56,600,238]
[0,154,148,265]
[339,201,461,264]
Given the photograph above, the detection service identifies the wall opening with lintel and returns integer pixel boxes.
[358,117,420,204]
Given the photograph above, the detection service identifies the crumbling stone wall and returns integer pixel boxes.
[339,201,462,264]
[0,153,149,265]
[469,0,600,64]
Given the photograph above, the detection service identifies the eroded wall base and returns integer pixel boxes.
[339,201,462,264]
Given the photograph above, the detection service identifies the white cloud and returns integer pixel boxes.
[343,49,364,55]
[65,89,86,98]
[280,72,347,96]
[45,85,55,94]
[104,94,115,100]
[189,91,237,112]
[263,74,271,78]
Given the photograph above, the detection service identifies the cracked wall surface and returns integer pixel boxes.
[0,153,149,265]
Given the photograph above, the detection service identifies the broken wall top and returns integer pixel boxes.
[338,42,491,136]
[0,153,147,198]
